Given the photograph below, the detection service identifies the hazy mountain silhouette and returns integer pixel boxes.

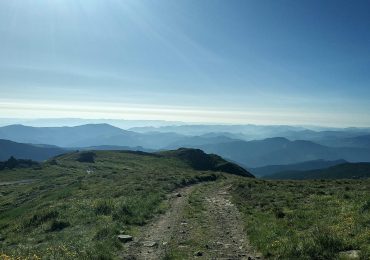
[0,139,66,161]
[251,159,347,177]
[165,135,238,149]
[1,124,370,167]
[197,137,370,167]
[266,162,370,179]
[0,124,184,149]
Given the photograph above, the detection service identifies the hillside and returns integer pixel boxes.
[0,150,369,259]
[0,139,66,161]
[160,148,254,177]
[266,162,370,179]
[0,156,39,170]
[251,159,347,177]
[0,149,253,259]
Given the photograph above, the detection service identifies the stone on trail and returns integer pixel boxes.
[117,235,133,243]
[338,250,360,259]
[143,241,157,247]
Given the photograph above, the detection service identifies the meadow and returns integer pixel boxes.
[230,178,370,259]
[0,151,220,259]
[0,150,369,259]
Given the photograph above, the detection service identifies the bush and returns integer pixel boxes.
[48,220,70,232]
[23,210,59,228]
[94,199,114,215]
[273,208,285,219]
[77,152,96,163]
[360,200,370,213]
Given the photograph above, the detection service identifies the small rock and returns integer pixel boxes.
[117,235,133,243]
[338,250,360,259]
[181,222,188,225]
[216,241,223,246]
[194,251,203,256]
[175,193,182,197]
[143,241,157,247]
[162,241,168,246]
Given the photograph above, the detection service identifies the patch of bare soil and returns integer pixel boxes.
[201,185,262,259]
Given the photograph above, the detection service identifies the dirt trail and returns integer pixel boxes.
[122,185,196,260]
[122,183,261,260]
[201,185,261,259]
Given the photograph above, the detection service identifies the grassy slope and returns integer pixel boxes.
[230,178,370,259]
[1,150,370,259]
[0,150,222,259]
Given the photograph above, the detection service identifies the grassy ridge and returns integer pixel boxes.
[0,151,221,259]
[1,150,369,259]
[230,178,370,259]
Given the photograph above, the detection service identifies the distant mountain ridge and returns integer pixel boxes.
[0,139,66,161]
[251,159,347,177]
[197,137,370,167]
[266,162,370,180]
[0,124,248,150]
[1,124,370,168]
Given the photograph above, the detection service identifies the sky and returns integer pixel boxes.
[0,0,369,126]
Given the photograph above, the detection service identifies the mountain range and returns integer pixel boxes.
[196,137,370,167]
[0,124,369,168]
[266,162,370,180]
[251,159,347,177]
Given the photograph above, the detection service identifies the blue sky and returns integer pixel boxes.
[0,0,369,126]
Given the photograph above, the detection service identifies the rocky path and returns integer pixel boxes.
[121,182,262,259]
[121,185,196,260]
[201,185,261,259]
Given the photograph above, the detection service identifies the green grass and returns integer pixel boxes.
[0,150,221,259]
[230,178,370,259]
[1,150,370,259]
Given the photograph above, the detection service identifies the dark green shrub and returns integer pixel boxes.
[77,152,96,163]
[48,220,70,231]
[360,200,370,213]
[94,199,114,215]
[23,210,59,228]
[273,208,285,219]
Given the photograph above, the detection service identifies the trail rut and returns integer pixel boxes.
[121,183,261,260]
